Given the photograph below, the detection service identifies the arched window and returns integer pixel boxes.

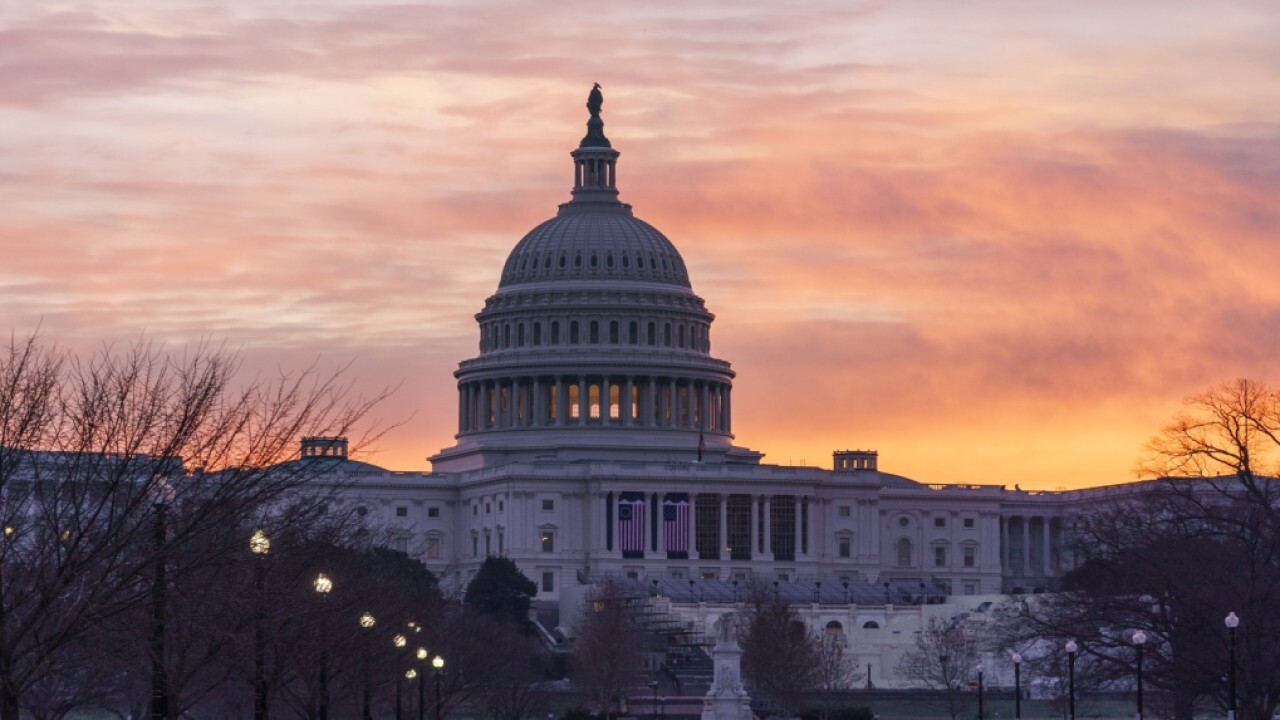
[517,324,525,347]
[590,253,599,268]
[678,325,686,348]
[629,321,638,344]
[609,384,620,419]
[574,253,582,268]
[559,253,567,269]
[504,324,511,348]
[550,321,560,345]
[609,321,619,344]
[589,384,601,419]
[606,252,614,268]
[647,322,656,345]
[569,384,580,419]
[664,323,673,347]
[533,322,542,346]
[862,621,880,629]
[589,321,599,344]
[570,321,580,344]
[622,254,630,268]
[825,620,845,636]
[896,538,913,567]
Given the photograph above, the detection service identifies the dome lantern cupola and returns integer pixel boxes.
[570,83,621,205]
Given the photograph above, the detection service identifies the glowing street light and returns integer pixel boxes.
[1132,630,1147,720]
[1065,640,1078,720]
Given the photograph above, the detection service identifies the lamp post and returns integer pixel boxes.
[976,662,985,720]
[432,656,445,720]
[416,647,429,720]
[314,573,333,720]
[250,530,270,720]
[393,633,407,720]
[1226,612,1239,720]
[359,612,376,720]
[151,497,169,720]
[1065,640,1078,720]
[1132,631,1146,720]
[405,669,418,720]
[1012,653,1022,720]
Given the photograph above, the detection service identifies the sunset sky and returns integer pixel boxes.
[3,1,1279,489]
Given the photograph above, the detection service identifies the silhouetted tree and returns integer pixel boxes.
[895,616,975,720]
[571,579,644,720]
[464,556,537,628]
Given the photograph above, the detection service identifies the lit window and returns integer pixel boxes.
[541,531,555,553]
[426,537,440,559]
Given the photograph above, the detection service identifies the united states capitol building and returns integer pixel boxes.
[314,89,1129,688]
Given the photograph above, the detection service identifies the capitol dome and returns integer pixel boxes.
[430,86,761,471]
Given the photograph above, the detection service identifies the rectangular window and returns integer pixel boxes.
[396,506,408,518]
[934,517,946,528]
[542,499,555,511]
[471,535,478,557]
[935,546,947,567]
[485,534,491,556]
[426,537,440,559]
[472,505,478,516]
[964,546,976,567]
[838,505,851,518]
[542,571,555,593]
[838,537,851,558]
[427,507,440,518]
[964,518,975,528]
[498,500,504,512]
[498,532,504,554]
[541,531,555,553]
[964,581,979,596]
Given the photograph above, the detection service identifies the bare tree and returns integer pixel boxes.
[0,333,389,720]
[896,616,976,720]
[738,583,824,718]
[571,579,645,720]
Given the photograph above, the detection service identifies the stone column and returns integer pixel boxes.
[757,491,768,556]
[555,377,567,427]
[646,377,657,427]
[1000,516,1009,572]
[689,494,698,559]
[794,497,803,558]
[622,376,633,426]
[724,387,732,433]
[601,376,611,422]
[1042,516,1052,575]
[750,496,759,556]
[1021,516,1031,577]
[532,378,543,427]
[578,376,589,426]
[719,494,728,558]
[700,382,711,430]
[656,493,665,554]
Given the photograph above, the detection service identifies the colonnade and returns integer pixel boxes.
[594,492,810,562]
[458,375,732,434]
[999,515,1062,577]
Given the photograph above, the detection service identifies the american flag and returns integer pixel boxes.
[618,494,646,554]
[662,495,689,554]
